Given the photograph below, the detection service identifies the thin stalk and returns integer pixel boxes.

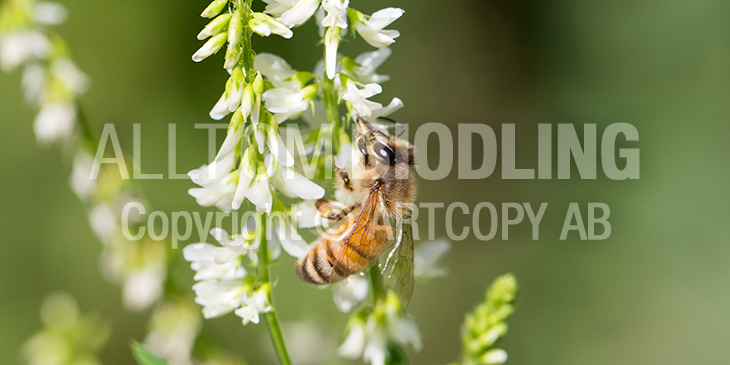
[323,76,340,129]
[369,266,385,304]
[257,215,292,365]
[240,0,255,83]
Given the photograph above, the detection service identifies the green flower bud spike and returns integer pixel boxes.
[457,274,518,365]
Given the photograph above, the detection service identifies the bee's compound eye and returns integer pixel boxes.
[372,141,396,165]
[357,138,369,157]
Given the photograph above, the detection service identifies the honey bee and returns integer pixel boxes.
[296,116,417,302]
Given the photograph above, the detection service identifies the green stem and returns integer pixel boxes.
[257,214,292,365]
[240,0,255,83]
[369,266,385,304]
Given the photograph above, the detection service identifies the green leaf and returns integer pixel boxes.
[131,341,167,365]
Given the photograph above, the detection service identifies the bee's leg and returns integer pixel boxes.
[335,168,353,192]
[316,198,360,222]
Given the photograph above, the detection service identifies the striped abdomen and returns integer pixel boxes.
[297,223,390,285]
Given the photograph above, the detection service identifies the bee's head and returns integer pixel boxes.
[354,117,415,168]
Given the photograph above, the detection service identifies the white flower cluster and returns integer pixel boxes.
[0,0,87,145]
[182,219,313,321]
[191,5,326,212]
[188,0,408,216]
[1,0,169,313]
[188,0,442,362]
[339,291,423,365]
[183,227,272,324]
[69,151,169,312]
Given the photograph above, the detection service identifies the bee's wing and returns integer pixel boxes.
[329,183,382,284]
[380,221,415,307]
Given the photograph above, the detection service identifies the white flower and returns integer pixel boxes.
[362,318,388,365]
[210,68,245,120]
[89,203,118,242]
[266,128,296,167]
[369,97,404,120]
[245,171,273,213]
[250,13,293,39]
[414,239,451,281]
[192,280,245,319]
[52,58,89,95]
[334,141,359,170]
[385,311,422,352]
[254,53,296,84]
[232,146,256,210]
[34,2,68,25]
[240,84,255,119]
[0,30,50,71]
[321,0,349,28]
[353,48,391,83]
[22,63,45,105]
[342,82,382,117]
[197,13,232,40]
[254,124,266,154]
[123,263,166,311]
[188,152,237,210]
[383,293,422,352]
[482,349,509,364]
[251,92,262,126]
[333,276,369,312]
[293,200,322,228]
[215,115,244,162]
[271,161,325,200]
[33,102,76,145]
[225,11,243,69]
[234,288,272,325]
[183,228,265,320]
[263,87,310,122]
[217,226,262,261]
[183,240,247,282]
[69,152,97,200]
[339,317,366,359]
[323,27,340,79]
[353,8,404,48]
[192,32,227,62]
[339,292,422,364]
[185,248,240,283]
[263,0,319,28]
[271,215,311,258]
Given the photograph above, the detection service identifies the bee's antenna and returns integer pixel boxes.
[377,116,407,138]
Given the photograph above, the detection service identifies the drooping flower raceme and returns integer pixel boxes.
[0,0,88,145]
[183,228,255,319]
[183,225,306,322]
[187,0,417,363]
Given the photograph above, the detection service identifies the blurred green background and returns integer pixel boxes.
[1,0,729,364]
